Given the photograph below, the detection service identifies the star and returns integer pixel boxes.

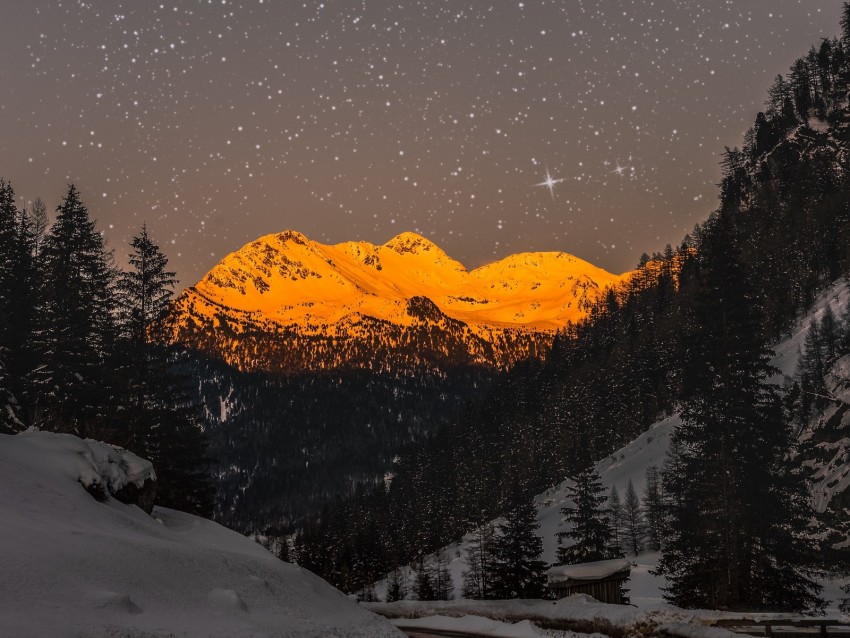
[535,169,566,200]
[612,163,627,177]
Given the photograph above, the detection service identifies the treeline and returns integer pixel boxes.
[292,5,850,610]
[185,355,496,532]
[0,182,214,516]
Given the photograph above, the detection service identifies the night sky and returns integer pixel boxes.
[0,1,846,286]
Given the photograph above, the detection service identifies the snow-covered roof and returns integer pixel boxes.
[547,558,632,585]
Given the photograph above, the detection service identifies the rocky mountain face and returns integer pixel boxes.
[166,230,626,374]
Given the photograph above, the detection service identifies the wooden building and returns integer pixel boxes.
[546,558,632,604]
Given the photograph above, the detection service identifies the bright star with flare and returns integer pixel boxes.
[535,169,566,199]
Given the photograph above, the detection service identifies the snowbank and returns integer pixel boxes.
[391,614,588,637]
[0,431,400,637]
[15,427,156,493]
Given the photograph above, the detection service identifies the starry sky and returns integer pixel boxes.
[0,1,846,286]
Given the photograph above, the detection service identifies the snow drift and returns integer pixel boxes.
[0,430,400,637]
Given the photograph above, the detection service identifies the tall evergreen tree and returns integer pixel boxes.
[490,491,546,599]
[557,467,615,564]
[413,559,436,601]
[462,523,496,600]
[433,551,454,601]
[623,480,645,556]
[118,225,214,516]
[642,466,664,552]
[608,486,624,557]
[38,184,118,436]
[657,215,823,611]
[386,568,406,602]
[0,354,22,433]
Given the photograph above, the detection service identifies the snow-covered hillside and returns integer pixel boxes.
[0,430,400,638]
[381,279,850,609]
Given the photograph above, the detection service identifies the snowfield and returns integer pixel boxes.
[0,430,401,638]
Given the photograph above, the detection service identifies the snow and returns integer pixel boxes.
[0,430,400,637]
[14,427,156,493]
[392,614,561,638]
[367,597,850,638]
[547,558,631,584]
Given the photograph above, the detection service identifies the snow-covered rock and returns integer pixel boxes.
[0,430,401,637]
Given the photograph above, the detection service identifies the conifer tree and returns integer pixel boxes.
[38,184,118,436]
[642,466,664,552]
[434,551,454,601]
[623,480,645,556]
[0,354,22,433]
[413,559,436,601]
[0,181,43,417]
[608,486,624,557]
[490,491,546,599]
[657,215,823,612]
[462,523,495,600]
[386,569,406,602]
[557,467,615,564]
[118,225,215,516]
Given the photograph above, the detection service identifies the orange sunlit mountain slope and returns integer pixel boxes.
[167,230,630,373]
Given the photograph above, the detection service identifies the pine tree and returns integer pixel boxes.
[386,568,406,602]
[0,354,22,433]
[0,181,43,420]
[608,486,624,557]
[557,467,615,564]
[117,225,215,517]
[490,491,546,599]
[642,466,664,552]
[623,480,645,556]
[462,523,495,600]
[433,551,454,601]
[38,184,118,437]
[657,215,823,612]
[413,559,436,601]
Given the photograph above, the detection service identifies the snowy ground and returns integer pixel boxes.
[367,595,850,638]
[0,430,400,638]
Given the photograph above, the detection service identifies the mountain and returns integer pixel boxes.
[167,230,626,373]
[0,430,399,637]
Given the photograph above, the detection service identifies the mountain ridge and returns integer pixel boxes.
[167,230,628,373]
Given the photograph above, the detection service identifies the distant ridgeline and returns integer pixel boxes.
[165,230,627,374]
[291,16,850,597]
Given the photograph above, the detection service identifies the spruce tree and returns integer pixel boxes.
[0,181,43,420]
[38,184,118,436]
[557,467,615,564]
[623,480,645,556]
[642,466,664,552]
[118,225,215,516]
[434,551,454,601]
[608,486,624,557]
[657,215,823,612]
[413,559,436,601]
[462,523,495,600]
[386,569,406,602]
[490,491,546,599]
[0,354,22,434]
